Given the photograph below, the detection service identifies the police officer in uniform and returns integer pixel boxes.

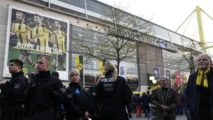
[64,69,91,120]
[0,59,28,120]
[25,56,65,120]
[96,61,133,120]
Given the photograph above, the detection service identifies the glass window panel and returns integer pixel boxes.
[71,26,138,78]
[153,25,170,41]
[138,20,155,35]
[163,50,189,71]
[59,0,85,9]
[181,36,194,48]
[193,41,204,52]
[86,0,112,15]
[169,31,183,46]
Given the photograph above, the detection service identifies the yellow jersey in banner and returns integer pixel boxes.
[11,23,31,44]
[32,26,52,53]
[53,30,66,53]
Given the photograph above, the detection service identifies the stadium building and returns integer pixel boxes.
[0,0,205,91]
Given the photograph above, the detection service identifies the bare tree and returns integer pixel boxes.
[72,5,153,74]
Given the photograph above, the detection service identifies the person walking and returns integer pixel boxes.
[185,53,213,120]
[141,91,151,117]
[64,69,92,120]
[0,59,28,120]
[25,56,65,120]
[176,90,183,116]
[133,94,142,117]
[95,61,133,120]
[151,75,178,120]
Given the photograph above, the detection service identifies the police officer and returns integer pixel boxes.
[51,71,66,120]
[25,56,65,120]
[0,59,28,120]
[95,61,133,120]
[89,74,105,120]
[64,69,91,120]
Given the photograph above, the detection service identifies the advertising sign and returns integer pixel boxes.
[153,68,160,79]
[4,6,69,80]
[176,71,181,85]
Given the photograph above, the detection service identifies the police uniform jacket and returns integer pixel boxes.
[26,71,64,113]
[0,71,28,108]
[96,70,132,120]
[64,82,91,120]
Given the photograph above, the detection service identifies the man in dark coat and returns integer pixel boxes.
[185,53,213,120]
[95,61,133,120]
[25,56,65,120]
[151,75,178,120]
[0,59,28,120]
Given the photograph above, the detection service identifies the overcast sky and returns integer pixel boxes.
[98,0,213,55]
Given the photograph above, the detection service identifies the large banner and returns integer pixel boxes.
[4,6,69,80]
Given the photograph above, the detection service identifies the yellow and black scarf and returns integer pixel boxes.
[196,67,210,88]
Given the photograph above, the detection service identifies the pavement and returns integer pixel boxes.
[130,113,187,120]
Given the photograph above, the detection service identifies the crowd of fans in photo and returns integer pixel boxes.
[0,52,213,120]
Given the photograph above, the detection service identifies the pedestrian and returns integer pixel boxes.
[151,75,178,120]
[133,94,142,117]
[0,59,28,120]
[64,69,92,120]
[95,61,133,120]
[176,90,183,115]
[141,91,151,117]
[185,53,213,120]
[25,56,65,120]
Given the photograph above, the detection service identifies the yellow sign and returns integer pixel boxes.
[76,63,83,71]
[75,55,83,71]
[99,60,104,74]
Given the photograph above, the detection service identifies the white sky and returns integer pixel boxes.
[98,0,213,56]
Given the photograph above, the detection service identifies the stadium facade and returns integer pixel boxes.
[0,0,204,90]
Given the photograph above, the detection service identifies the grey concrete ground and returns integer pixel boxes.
[130,113,187,120]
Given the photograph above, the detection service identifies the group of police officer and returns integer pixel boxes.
[0,56,133,120]
[0,56,65,120]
